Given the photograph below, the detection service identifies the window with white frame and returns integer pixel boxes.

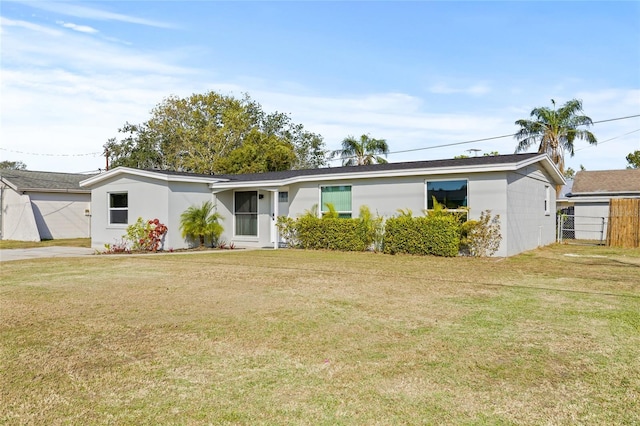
[278,192,289,203]
[108,192,128,225]
[426,180,468,211]
[321,186,352,218]
[235,191,258,236]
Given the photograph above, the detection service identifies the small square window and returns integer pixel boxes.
[279,192,289,203]
[108,192,128,225]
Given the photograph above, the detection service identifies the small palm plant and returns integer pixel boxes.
[179,201,224,248]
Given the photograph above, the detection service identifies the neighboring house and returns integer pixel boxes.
[566,169,640,240]
[556,178,574,212]
[0,169,95,241]
[80,153,564,257]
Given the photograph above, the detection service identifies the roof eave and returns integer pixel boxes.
[17,188,90,194]
[80,166,227,187]
[209,157,557,189]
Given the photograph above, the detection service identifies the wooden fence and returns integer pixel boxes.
[606,199,640,248]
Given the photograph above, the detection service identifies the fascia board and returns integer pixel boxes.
[516,154,566,185]
[570,197,617,203]
[80,167,226,187]
[208,162,532,190]
[20,188,90,194]
[569,192,640,199]
[0,177,20,192]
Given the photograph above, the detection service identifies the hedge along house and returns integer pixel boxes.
[81,153,564,256]
[0,169,95,241]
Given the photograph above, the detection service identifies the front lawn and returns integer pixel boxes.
[0,238,91,250]
[1,245,638,424]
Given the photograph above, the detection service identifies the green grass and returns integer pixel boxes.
[1,244,639,425]
[0,238,91,249]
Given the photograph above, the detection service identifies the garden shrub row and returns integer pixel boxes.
[278,209,469,257]
[382,215,460,257]
[296,216,369,251]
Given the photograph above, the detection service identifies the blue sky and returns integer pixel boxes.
[1,0,639,173]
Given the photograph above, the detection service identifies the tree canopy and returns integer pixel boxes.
[514,99,597,173]
[332,134,389,166]
[105,91,327,174]
[0,161,27,170]
[626,151,640,169]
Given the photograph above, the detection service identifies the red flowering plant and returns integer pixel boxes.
[125,217,168,252]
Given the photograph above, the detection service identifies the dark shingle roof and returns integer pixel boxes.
[571,170,640,194]
[216,153,543,182]
[0,169,97,192]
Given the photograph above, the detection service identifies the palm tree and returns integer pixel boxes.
[179,201,223,247]
[514,99,597,173]
[332,134,389,166]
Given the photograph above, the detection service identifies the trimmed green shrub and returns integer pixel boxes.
[383,215,460,257]
[297,216,368,251]
[276,204,383,252]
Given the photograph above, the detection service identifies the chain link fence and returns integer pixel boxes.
[557,214,607,245]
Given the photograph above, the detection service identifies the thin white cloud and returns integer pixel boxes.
[0,17,61,36]
[57,21,99,34]
[7,0,175,28]
[2,18,192,75]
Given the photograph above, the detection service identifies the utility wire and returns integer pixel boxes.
[0,147,102,157]
[574,128,640,152]
[327,113,640,163]
[2,114,639,159]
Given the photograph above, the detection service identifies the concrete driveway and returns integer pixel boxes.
[0,246,95,262]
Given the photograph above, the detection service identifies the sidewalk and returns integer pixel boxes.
[0,246,96,262]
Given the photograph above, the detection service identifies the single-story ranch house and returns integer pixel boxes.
[0,169,94,241]
[80,153,565,257]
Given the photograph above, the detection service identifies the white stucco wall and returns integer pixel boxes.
[167,181,215,249]
[90,175,211,250]
[506,166,557,256]
[0,186,40,241]
[29,192,91,239]
[285,172,513,256]
[573,202,609,241]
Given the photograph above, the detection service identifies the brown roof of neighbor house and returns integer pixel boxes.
[0,169,97,193]
[571,169,640,195]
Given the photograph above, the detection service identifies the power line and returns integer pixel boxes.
[2,113,638,160]
[0,147,101,157]
[575,128,640,152]
[592,114,640,124]
[327,113,640,163]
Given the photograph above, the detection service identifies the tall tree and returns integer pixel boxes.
[214,129,297,174]
[626,150,640,169]
[104,91,327,174]
[333,134,389,166]
[0,161,27,170]
[514,99,597,173]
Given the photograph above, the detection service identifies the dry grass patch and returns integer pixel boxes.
[1,245,639,425]
[0,238,91,250]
